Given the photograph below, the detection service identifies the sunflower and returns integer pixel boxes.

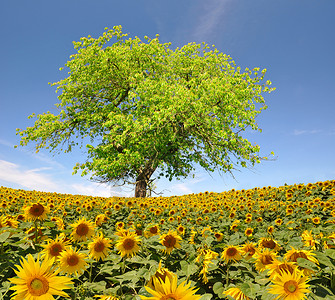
[88,232,112,261]
[41,235,69,261]
[9,254,72,300]
[259,237,281,251]
[70,217,95,242]
[177,225,186,235]
[221,245,242,263]
[201,226,212,238]
[115,227,128,237]
[24,202,49,221]
[95,214,109,226]
[144,224,160,238]
[266,259,298,279]
[284,247,319,276]
[214,232,224,242]
[312,216,321,225]
[284,247,318,265]
[53,217,65,230]
[256,217,263,223]
[268,269,310,300]
[230,220,240,231]
[223,287,250,300]
[146,262,175,290]
[301,230,319,250]
[244,227,254,237]
[189,229,197,244]
[140,272,201,300]
[25,226,46,242]
[200,249,219,283]
[240,241,257,260]
[58,247,88,276]
[115,221,125,230]
[268,226,275,235]
[229,211,236,219]
[160,230,182,255]
[3,216,19,228]
[115,230,141,258]
[275,218,283,226]
[254,248,278,272]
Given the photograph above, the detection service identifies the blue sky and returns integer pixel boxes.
[1,0,334,197]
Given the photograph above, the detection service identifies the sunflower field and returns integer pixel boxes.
[1,180,335,300]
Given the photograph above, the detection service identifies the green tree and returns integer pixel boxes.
[16,25,275,197]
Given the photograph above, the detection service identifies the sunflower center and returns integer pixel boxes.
[261,254,273,265]
[284,280,298,293]
[246,247,256,256]
[50,243,63,257]
[150,227,158,234]
[76,223,89,236]
[163,235,176,248]
[67,254,79,266]
[291,252,308,262]
[29,277,49,296]
[94,241,105,252]
[262,239,276,249]
[29,204,44,217]
[123,238,135,250]
[226,247,237,257]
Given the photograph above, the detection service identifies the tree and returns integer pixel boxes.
[16,25,275,197]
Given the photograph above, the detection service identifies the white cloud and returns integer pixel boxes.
[0,159,59,192]
[0,159,133,197]
[169,183,193,195]
[71,183,133,198]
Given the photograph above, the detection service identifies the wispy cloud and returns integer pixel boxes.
[191,0,230,42]
[0,159,59,192]
[0,139,13,147]
[166,173,207,196]
[293,129,322,135]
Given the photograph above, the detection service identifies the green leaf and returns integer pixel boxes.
[0,231,10,243]
[311,284,335,299]
[199,293,213,300]
[179,261,198,278]
[325,249,335,260]
[240,282,261,298]
[296,257,319,271]
[213,282,224,296]
[314,251,335,268]
[43,221,56,228]
[260,292,277,300]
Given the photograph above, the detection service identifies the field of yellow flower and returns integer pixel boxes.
[1,180,335,299]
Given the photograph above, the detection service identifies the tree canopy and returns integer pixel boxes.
[16,25,275,197]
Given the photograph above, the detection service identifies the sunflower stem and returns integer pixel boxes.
[122,257,126,274]
[34,220,39,245]
[226,263,230,287]
[89,262,93,283]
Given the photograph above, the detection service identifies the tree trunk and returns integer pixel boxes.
[134,165,156,198]
[135,178,147,198]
